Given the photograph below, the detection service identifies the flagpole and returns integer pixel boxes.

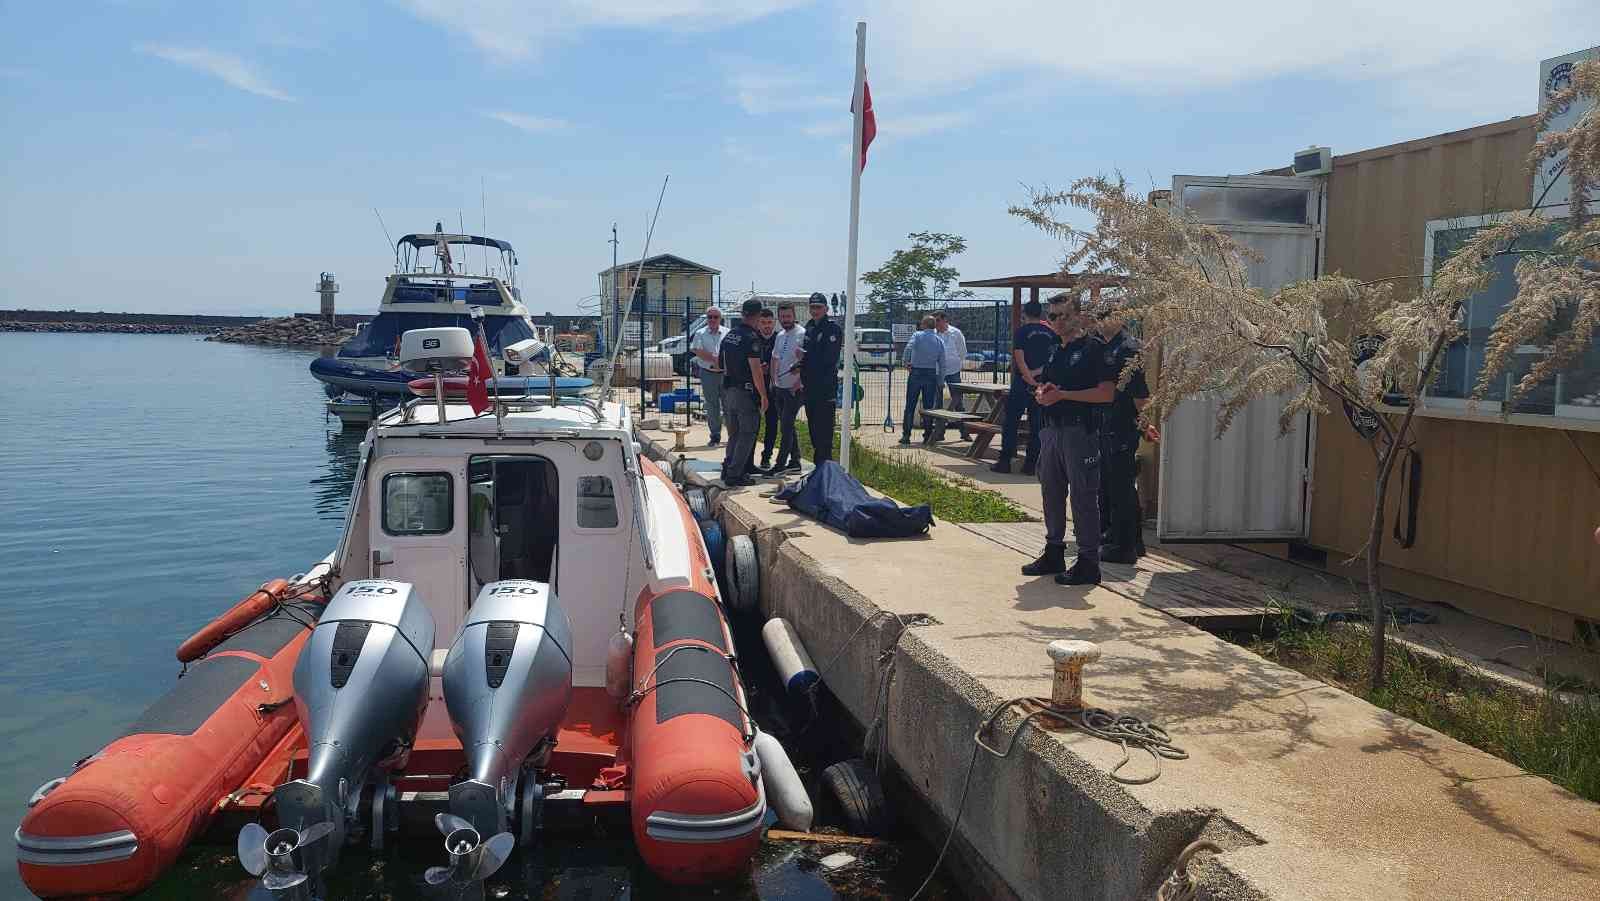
[840,21,866,473]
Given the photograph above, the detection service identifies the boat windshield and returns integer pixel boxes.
[340,312,535,359]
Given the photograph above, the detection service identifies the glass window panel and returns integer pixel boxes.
[383,472,453,535]
[1181,185,1309,224]
[575,476,619,529]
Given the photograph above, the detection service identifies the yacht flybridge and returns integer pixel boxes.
[310,225,592,400]
[18,328,771,898]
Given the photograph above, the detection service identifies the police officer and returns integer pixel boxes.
[992,298,1056,475]
[1096,310,1154,563]
[797,292,843,463]
[1023,293,1117,586]
[718,298,770,487]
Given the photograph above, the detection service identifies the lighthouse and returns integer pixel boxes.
[317,272,340,324]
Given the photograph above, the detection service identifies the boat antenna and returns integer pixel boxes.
[480,176,490,278]
[373,208,396,270]
[599,175,669,406]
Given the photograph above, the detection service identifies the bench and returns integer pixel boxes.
[960,421,1030,460]
[919,408,984,442]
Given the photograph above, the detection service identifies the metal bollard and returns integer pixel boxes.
[1046,640,1101,709]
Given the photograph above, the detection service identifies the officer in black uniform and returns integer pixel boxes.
[1096,312,1151,563]
[992,298,1057,475]
[1024,294,1117,586]
[717,298,770,487]
[798,292,843,463]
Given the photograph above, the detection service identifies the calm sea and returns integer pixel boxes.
[0,333,956,900]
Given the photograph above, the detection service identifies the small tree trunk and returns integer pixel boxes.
[1366,444,1397,688]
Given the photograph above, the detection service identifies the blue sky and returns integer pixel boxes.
[0,1,1591,316]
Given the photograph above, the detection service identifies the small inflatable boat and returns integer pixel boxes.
[17,327,772,898]
[310,357,594,398]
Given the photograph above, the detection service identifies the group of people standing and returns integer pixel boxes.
[1000,292,1156,586]
[896,311,967,445]
[689,293,843,488]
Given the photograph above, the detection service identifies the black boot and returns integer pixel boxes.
[1101,545,1139,565]
[1055,559,1102,586]
[1021,544,1066,576]
[1020,459,1037,476]
[990,458,1012,474]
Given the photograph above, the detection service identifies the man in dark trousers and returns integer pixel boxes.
[1024,294,1117,586]
[747,308,780,474]
[1096,311,1156,563]
[993,298,1055,475]
[718,298,770,487]
[797,292,843,463]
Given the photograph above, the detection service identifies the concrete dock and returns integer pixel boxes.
[638,422,1600,900]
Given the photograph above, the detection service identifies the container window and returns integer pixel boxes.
[1182,185,1310,224]
[575,476,619,529]
[382,472,453,535]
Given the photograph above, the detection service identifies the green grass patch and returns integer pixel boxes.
[1230,607,1600,803]
[787,428,1030,523]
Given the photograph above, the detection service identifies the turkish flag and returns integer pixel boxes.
[854,79,876,170]
[466,330,492,414]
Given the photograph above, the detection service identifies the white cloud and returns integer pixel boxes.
[861,0,1590,114]
[402,0,807,63]
[483,111,575,133]
[136,44,294,101]
[729,67,838,115]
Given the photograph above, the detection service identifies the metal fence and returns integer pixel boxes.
[629,294,1019,436]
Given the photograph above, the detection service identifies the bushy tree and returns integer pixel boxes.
[1011,60,1599,687]
[861,231,973,314]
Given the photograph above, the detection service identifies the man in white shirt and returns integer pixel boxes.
[935,311,968,412]
[689,307,727,447]
[767,302,807,474]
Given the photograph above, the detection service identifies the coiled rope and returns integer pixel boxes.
[1156,840,1223,901]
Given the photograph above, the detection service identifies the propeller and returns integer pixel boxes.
[237,820,336,899]
[424,812,515,895]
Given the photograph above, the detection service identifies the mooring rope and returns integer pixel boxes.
[1156,840,1224,901]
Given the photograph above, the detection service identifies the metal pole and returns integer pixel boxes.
[610,224,619,359]
[993,300,1002,384]
[840,21,866,472]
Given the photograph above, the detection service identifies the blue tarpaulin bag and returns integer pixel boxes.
[773,461,933,538]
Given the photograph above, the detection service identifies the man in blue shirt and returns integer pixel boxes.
[993,299,1055,475]
[898,315,945,445]
[1024,294,1117,586]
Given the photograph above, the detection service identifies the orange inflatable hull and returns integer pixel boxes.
[16,592,321,899]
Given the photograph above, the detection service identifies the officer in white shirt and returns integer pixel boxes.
[689,307,727,446]
[767,302,807,474]
[935,311,968,412]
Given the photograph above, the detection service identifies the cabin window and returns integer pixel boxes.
[382,472,453,535]
[575,476,619,529]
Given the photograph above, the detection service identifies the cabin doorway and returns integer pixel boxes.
[469,455,559,595]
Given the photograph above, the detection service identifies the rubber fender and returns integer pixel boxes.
[820,758,890,837]
[684,488,709,521]
[753,731,813,832]
[700,520,726,584]
[761,618,818,695]
[175,578,291,663]
[723,534,759,614]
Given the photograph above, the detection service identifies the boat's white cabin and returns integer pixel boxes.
[330,398,697,696]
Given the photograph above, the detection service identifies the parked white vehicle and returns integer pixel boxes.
[853,328,893,369]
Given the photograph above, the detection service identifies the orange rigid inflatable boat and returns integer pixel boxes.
[17,583,327,898]
[15,363,778,899]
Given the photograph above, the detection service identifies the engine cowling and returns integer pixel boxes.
[442,580,573,834]
[275,579,435,841]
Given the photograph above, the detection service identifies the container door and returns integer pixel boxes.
[1157,175,1322,542]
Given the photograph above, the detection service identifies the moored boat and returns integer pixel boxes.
[18,327,766,898]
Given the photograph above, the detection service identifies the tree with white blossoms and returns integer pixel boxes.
[1011,60,1599,688]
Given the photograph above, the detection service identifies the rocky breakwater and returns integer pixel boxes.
[207,317,355,348]
[3,320,218,335]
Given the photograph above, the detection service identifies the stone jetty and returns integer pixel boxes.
[207,316,355,347]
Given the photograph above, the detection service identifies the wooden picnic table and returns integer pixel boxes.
[938,381,1020,460]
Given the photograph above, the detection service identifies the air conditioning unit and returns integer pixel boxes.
[1292,146,1332,177]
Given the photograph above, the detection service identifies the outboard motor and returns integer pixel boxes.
[442,580,573,845]
[239,579,435,897]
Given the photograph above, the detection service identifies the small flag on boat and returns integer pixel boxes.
[466,328,493,415]
[852,79,876,171]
